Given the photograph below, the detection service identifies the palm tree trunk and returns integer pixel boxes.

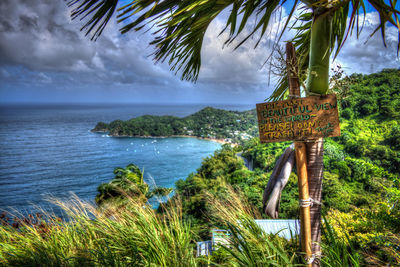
[306,12,332,265]
[305,139,323,260]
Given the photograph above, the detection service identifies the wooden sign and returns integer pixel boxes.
[257,94,340,143]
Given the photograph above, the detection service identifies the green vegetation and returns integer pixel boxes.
[1,69,399,265]
[93,69,400,265]
[72,0,400,258]
[0,196,196,266]
[96,164,173,205]
[96,164,148,204]
[0,189,357,266]
[92,107,257,143]
[166,69,400,265]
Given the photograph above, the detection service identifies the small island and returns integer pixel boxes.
[92,107,258,144]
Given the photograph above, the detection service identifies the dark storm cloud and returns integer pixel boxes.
[0,0,173,87]
[0,0,86,70]
[0,0,280,87]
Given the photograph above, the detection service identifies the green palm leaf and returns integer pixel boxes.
[67,0,118,40]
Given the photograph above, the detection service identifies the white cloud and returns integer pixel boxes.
[198,6,288,85]
[0,0,174,86]
[335,12,399,74]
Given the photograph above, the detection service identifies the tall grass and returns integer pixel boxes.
[0,194,196,266]
[0,189,362,266]
[320,215,361,267]
[205,188,363,266]
[205,189,301,266]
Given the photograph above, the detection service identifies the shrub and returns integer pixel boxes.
[330,161,352,180]
[341,108,354,120]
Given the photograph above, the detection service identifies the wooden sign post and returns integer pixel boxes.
[256,94,340,143]
[256,43,340,265]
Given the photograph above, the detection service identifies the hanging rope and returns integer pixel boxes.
[305,254,316,264]
[305,252,322,264]
[306,91,323,96]
[299,197,323,207]
[288,94,300,98]
[299,197,313,207]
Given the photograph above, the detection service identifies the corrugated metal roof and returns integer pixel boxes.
[254,219,300,239]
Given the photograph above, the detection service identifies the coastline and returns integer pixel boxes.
[91,130,236,145]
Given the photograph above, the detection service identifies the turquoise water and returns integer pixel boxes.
[0,104,251,216]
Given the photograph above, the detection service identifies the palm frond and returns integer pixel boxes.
[67,0,399,91]
[67,0,118,40]
[268,0,400,100]
[331,0,351,59]
[116,0,233,81]
[119,0,295,82]
[337,0,400,55]
[68,0,294,82]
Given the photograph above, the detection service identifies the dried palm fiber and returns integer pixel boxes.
[263,144,295,218]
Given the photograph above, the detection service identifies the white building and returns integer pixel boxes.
[196,220,300,256]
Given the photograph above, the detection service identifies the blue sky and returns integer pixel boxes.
[0,0,399,104]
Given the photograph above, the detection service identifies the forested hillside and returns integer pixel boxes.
[92,107,258,143]
[166,69,400,265]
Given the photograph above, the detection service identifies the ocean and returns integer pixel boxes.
[0,103,252,216]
